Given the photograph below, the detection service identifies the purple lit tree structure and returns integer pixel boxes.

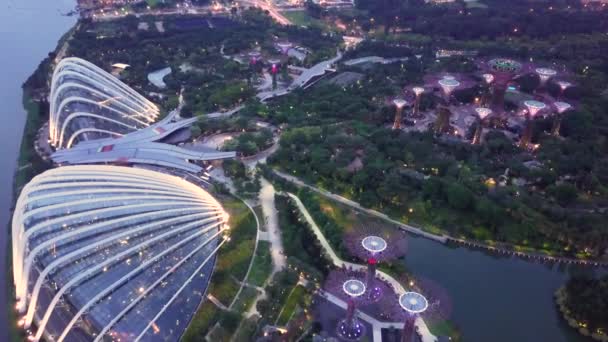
[412,87,425,117]
[438,77,460,103]
[535,67,557,88]
[393,99,408,130]
[268,58,281,90]
[277,41,293,55]
[551,101,573,136]
[556,81,572,99]
[519,100,546,149]
[391,276,452,342]
[398,292,428,342]
[344,229,407,301]
[472,107,492,145]
[324,270,368,340]
[485,58,523,112]
[480,73,495,107]
[249,51,262,65]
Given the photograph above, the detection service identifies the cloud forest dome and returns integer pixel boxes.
[12,165,229,342]
[49,57,160,149]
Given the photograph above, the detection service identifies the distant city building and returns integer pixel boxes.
[12,165,229,341]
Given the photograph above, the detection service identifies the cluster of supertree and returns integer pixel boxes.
[393,58,578,148]
[343,227,408,302]
[316,224,453,342]
[321,267,453,342]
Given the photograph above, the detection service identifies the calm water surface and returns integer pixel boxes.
[0,1,76,339]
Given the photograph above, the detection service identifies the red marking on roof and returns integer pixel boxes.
[154,127,166,134]
[101,145,114,152]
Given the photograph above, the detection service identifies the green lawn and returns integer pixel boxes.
[276,285,306,326]
[247,241,273,286]
[181,301,219,342]
[281,10,325,29]
[184,195,257,340]
[231,286,259,314]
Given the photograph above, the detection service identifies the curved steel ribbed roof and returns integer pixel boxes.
[12,165,229,341]
[49,57,159,149]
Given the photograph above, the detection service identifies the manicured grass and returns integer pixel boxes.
[247,241,272,286]
[231,286,259,314]
[281,10,325,29]
[208,195,257,303]
[232,317,260,342]
[276,285,306,326]
[185,195,257,340]
[253,205,266,231]
[428,320,462,341]
[181,301,219,342]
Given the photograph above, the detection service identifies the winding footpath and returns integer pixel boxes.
[274,170,447,243]
[274,170,608,267]
[285,193,437,342]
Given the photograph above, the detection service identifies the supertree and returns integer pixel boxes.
[483,58,523,112]
[268,58,281,90]
[392,98,408,130]
[344,228,408,301]
[248,51,262,65]
[480,73,495,107]
[556,81,572,99]
[438,77,461,103]
[519,100,546,149]
[471,107,492,145]
[535,67,558,88]
[551,101,573,136]
[324,269,368,340]
[392,276,452,342]
[277,41,293,55]
[411,87,425,117]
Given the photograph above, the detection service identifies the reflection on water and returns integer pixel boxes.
[404,235,603,342]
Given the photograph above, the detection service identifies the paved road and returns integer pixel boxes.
[259,178,286,275]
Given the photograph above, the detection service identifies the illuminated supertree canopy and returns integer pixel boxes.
[438,78,461,97]
[482,73,495,84]
[277,41,293,55]
[535,67,557,84]
[248,51,262,64]
[556,81,572,92]
[475,107,492,120]
[344,228,408,263]
[412,87,425,96]
[553,101,572,114]
[523,100,547,117]
[324,269,369,340]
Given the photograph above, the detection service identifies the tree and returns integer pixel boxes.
[445,183,473,210]
[547,183,578,206]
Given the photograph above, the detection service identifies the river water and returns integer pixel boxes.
[0,0,76,340]
[404,235,603,342]
[0,2,604,342]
